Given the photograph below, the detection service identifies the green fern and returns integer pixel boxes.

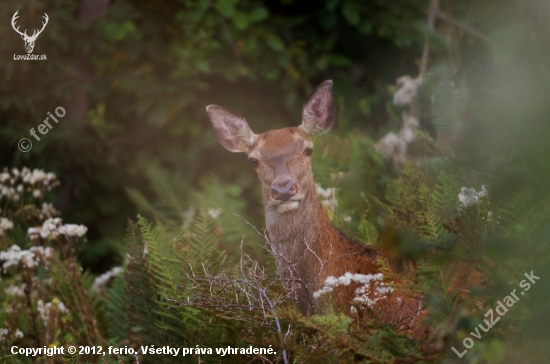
[385,180,402,206]
[418,210,451,245]
[357,218,379,245]
[182,211,226,272]
[122,213,244,363]
[125,187,166,221]
[104,276,127,343]
[123,220,167,354]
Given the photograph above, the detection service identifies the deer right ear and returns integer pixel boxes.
[206,105,257,153]
[300,80,336,137]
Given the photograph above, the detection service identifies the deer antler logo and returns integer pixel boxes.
[11,11,49,54]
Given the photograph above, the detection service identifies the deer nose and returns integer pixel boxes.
[270,180,297,202]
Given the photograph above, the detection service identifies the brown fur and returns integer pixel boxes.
[258,130,427,335]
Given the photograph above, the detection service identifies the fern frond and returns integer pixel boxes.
[419,210,451,245]
[137,215,183,299]
[357,218,379,245]
[385,180,402,206]
[126,187,165,219]
[183,210,226,273]
[104,276,127,342]
[143,163,186,217]
[123,220,164,346]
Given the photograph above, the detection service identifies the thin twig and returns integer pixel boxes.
[419,0,440,78]
[260,288,289,364]
[435,9,488,42]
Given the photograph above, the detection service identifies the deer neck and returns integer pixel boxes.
[264,186,338,260]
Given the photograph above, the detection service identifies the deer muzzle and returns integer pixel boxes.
[270,180,297,202]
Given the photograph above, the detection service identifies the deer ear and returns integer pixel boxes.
[206,105,257,153]
[300,80,336,136]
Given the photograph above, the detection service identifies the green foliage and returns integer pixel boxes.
[0,168,115,362]
[124,217,194,361]
[104,276,127,342]
[121,212,264,363]
[357,218,379,245]
[0,0,433,273]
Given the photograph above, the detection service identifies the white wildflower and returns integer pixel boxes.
[457,185,489,211]
[316,184,338,213]
[38,202,58,221]
[36,299,68,322]
[393,75,421,107]
[44,172,56,185]
[352,274,393,308]
[0,328,8,342]
[29,169,46,185]
[0,168,58,204]
[375,112,419,171]
[36,300,47,321]
[21,168,31,183]
[30,246,54,260]
[207,208,221,220]
[313,272,390,308]
[57,224,88,237]
[0,218,14,236]
[0,327,24,342]
[0,186,18,200]
[376,75,424,171]
[312,285,334,299]
[0,245,53,272]
[5,284,26,298]
[28,218,87,239]
[93,266,123,293]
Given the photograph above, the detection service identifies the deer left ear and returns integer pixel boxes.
[206,105,257,153]
[300,80,335,136]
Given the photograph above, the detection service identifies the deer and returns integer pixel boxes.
[206,80,428,335]
[11,11,49,54]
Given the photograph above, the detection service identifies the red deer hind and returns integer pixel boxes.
[206,80,425,333]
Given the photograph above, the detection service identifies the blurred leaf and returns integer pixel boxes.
[234,12,249,30]
[249,6,269,22]
[265,33,285,51]
[104,21,137,42]
[215,0,238,17]
[342,1,361,25]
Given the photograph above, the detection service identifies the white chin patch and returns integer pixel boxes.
[276,201,300,213]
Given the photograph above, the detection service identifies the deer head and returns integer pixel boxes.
[11,11,49,54]
[206,80,335,214]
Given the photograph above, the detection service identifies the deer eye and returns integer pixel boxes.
[304,147,313,156]
[248,157,260,168]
